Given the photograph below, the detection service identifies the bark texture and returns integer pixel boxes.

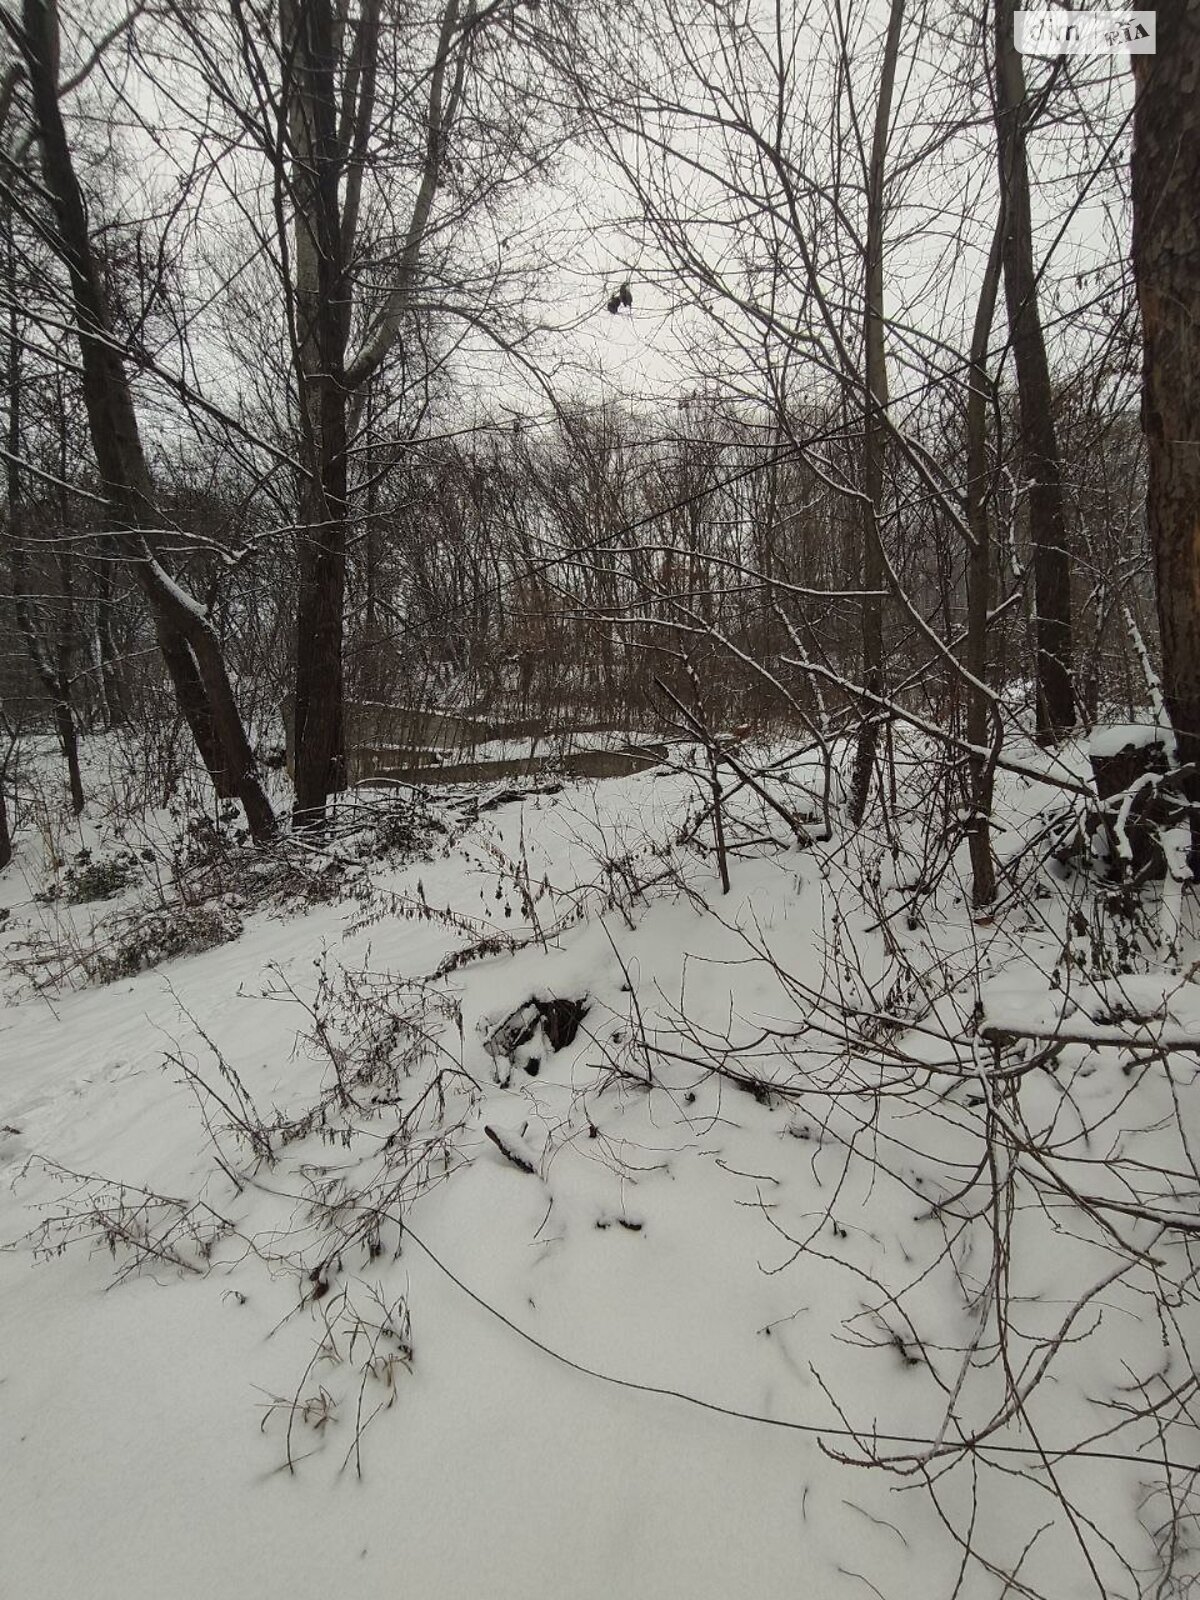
[1132,2,1200,825]
[283,0,352,820]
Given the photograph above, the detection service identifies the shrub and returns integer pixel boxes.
[64,849,139,904]
[86,903,243,983]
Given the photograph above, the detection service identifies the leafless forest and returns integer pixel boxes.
[1,0,1190,842]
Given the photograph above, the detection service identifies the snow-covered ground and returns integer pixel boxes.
[2,733,1199,1599]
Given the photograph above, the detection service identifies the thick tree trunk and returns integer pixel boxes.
[293,454,348,821]
[994,0,1074,743]
[283,0,351,824]
[21,0,276,841]
[281,0,464,824]
[1132,1,1200,841]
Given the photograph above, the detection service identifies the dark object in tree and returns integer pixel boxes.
[619,281,632,308]
[1132,2,1200,860]
[993,0,1074,744]
[607,294,621,314]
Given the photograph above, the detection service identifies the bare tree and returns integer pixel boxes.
[9,0,277,840]
[167,0,558,823]
[285,0,481,822]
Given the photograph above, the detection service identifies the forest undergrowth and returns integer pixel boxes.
[2,726,1199,1600]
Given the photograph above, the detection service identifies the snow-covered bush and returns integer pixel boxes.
[85,903,244,984]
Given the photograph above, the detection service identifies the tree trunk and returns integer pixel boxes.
[92,561,128,728]
[281,0,466,824]
[965,219,1007,908]
[1132,0,1200,850]
[282,0,352,825]
[53,392,84,812]
[21,0,276,841]
[849,0,905,826]
[994,0,1074,743]
[4,210,84,815]
[0,768,11,870]
[292,415,349,823]
[7,496,84,814]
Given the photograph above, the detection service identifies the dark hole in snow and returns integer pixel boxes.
[538,997,588,1051]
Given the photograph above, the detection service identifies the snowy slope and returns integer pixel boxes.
[2,741,1198,1600]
